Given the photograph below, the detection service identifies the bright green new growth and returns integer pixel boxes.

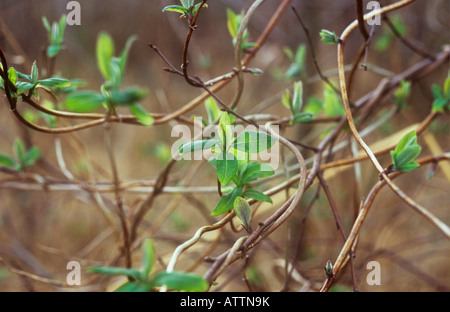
[390,130,422,172]
[178,108,275,217]
[234,196,252,233]
[320,29,339,44]
[0,138,41,172]
[87,238,208,292]
[283,44,307,80]
[392,80,411,109]
[226,8,258,51]
[42,15,66,58]
[162,0,208,21]
[64,32,153,126]
[431,73,450,113]
[282,80,313,125]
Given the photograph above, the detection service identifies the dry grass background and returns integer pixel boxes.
[0,0,448,292]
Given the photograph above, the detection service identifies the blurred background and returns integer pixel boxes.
[0,0,449,292]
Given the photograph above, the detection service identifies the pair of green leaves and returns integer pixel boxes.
[0,138,41,172]
[392,80,411,109]
[64,32,153,126]
[210,162,274,217]
[303,84,344,118]
[282,81,313,125]
[431,74,450,113]
[162,0,208,21]
[390,130,421,172]
[42,15,66,58]
[283,44,307,80]
[87,239,208,292]
[320,29,340,44]
[226,8,258,51]
[1,62,71,97]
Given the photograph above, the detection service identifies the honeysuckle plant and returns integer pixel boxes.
[64,32,153,126]
[390,130,422,173]
[431,73,450,113]
[226,8,258,51]
[282,80,313,125]
[87,239,208,292]
[179,104,275,219]
[0,138,41,172]
[162,0,208,23]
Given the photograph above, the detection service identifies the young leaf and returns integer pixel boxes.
[162,5,187,14]
[110,87,148,105]
[118,35,137,80]
[391,130,422,172]
[96,32,115,81]
[323,85,344,117]
[129,103,154,126]
[179,139,220,154]
[140,238,155,280]
[115,281,150,292]
[16,81,36,95]
[65,91,105,112]
[234,196,252,232]
[8,67,17,86]
[320,29,339,44]
[0,154,16,168]
[204,97,220,124]
[234,131,275,153]
[37,77,71,88]
[31,61,39,83]
[291,112,314,125]
[211,187,242,216]
[239,162,274,185]
[86,266,142,281]
[13,138,26,163]
[291,81,304,114]
[22,146,41,166]
[153,271,208,292]
[216,152,238,185]
[243,189,272,204]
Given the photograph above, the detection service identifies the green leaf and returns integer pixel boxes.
[96,32,115,81]
[47,45,62,58]
[216,152,238,185]
[291,81,303,114]
[8,67,17,86]
[320,29,339,44]
[118,35,137,80]
[0,154,16,168]
[179,139,220,153]
[394,130,417,154]
[13,138,26,163]
[234,131,275,153]
[227,8,239,39]
[391,130,422,172]
[37,77,71,88]
[110,87,148,105]
[281,89,292,111]
[162,5,187,14]
[234,196,252,232]
[393,145,421,170]
[31,61,39,83]
[243,189,272,204]
[180,0,194,9]
[239,162,274,185]
[16,81,36,95]
[153,271,208,292]
[42,16,51,32]
[22,146,41,166]
[114,281,150,292]
[444,76,450,99]
[140,239,155,280]
[65,91,105,112]
[86,266,142,281]
[212,187,242,216]
[204,97,220,124]
[130,103,154,126]
[323,85,344,117]
[432,97,448,113]
[291,112,314,125]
